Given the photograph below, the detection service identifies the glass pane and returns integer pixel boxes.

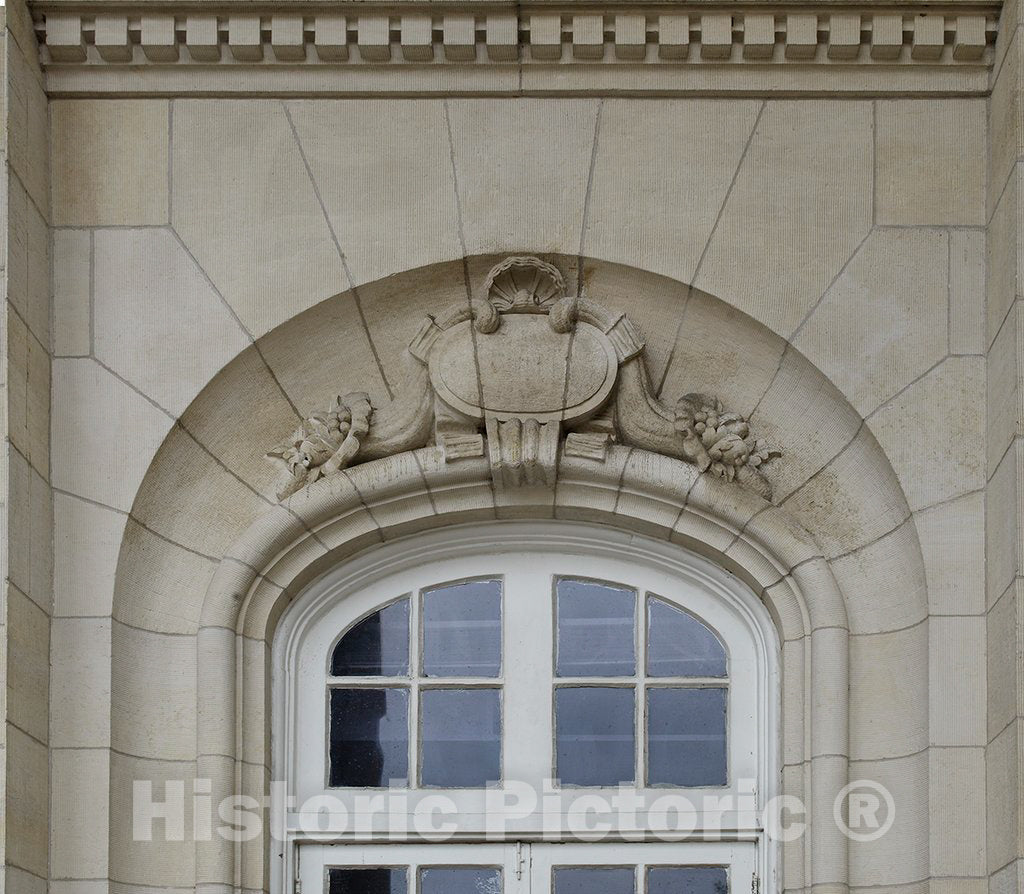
[646,596,727,678]
[329,867,408,894]
[556,579,636,677]
[419,867,501,894]
[329,688,409,787]
[553,867,634,894]
[647,866,728,894]
[647,687,727,786]
[422,579,502,677]
[420,688,501,786]
[555,687,635,786]
[332,599,410,677]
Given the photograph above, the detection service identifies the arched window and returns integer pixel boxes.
[275,524,777,894]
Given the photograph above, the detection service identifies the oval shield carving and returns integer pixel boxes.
[429,315,618,424]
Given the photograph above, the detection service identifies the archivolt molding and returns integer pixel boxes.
[195,442,850,891]
[266,256,781,503]
[34,2,997,95]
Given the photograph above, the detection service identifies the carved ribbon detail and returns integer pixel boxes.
[267,256,780,502]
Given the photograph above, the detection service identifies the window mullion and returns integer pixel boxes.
[410,587,421,789]
[502,563,552,801]
[637,591,647,790]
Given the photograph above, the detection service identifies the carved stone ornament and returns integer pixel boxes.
[267,257,781,501]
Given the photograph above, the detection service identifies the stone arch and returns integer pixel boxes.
[107,256,926,892]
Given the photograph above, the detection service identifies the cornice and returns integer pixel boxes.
[33,2,1001,96]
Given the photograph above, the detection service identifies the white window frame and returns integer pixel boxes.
[299,841,756,893]
[272,521,780,894]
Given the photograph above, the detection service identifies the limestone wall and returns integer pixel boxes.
[0,2,1003,892]
[3,1,52,892]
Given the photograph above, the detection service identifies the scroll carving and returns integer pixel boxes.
[267,257,780,501]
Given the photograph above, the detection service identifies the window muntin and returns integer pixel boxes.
[280,533,773,894]
[553,582,729,788]
[327,579,504,789]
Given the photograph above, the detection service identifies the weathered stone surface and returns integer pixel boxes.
[51,359,173,511]
[6,585,49,744]
[53,492,127,618]
[52,99,169,226]
[447,99,600,256]
[660,289,787,418]
[915,491,985,616]
[6,728,49,879]
[179,344,303,497]
[52,229,91,357]
[286,100,463,288]
[19,39,1016,892]
[949,227,985,355]
[50,749,110,879]
[131,425,268,557]
[584,100,761,285]
[257,291,390,416]
[794,228,949,417]
[113,520,217,635]
[93,228,251,416]
[171,100,349,337]
[50,617,112,748]
[876,99,986,225]
[869,356,985,511]
[695,100,873,337]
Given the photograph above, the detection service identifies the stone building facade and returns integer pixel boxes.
[0,0,1020,891]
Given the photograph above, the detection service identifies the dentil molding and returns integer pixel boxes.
[33,2,999,96]
[267,256,781,502]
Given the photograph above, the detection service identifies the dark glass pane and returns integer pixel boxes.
[420,688,501,787]
[647,687,727,786]
[329,688,409,787]
[646,596,727,678]
[328,867,407,894]
[332,599,410,677]
[419,867,502,894]
[555,687,635,786]
[647,866,728,894]
[553,867,634,894]
[556,579,636,677]
[422,580,502,678]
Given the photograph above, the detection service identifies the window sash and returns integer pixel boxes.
[288,550,763,836]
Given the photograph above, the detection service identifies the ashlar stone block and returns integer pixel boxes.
[93,228,251,417]
[53,491,127,618]
[52,228,91,357]
[447,98,599,257]
[869,356,985,511]
[6,727,49,879]
[696,100,873,338]
[930,616,985,747]
[50,748,111,879]
[584,99,761,287]
[794,228,949,417]
[52,358,173,511]
[285,100,462,289]
[50,617,112,748]
[52,99,169,226]
[171,100,349,337]
[7,584,50,745]
[876,99,986,225]
[914,491,985,616]
[110,621,198,761]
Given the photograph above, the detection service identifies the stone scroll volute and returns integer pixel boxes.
[266,257,781,501]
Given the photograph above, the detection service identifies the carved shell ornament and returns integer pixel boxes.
[267,257,781,501]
